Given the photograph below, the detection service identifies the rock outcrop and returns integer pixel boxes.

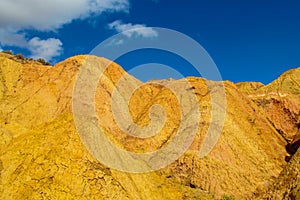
[241,68,300,142]
[253,149,300,199]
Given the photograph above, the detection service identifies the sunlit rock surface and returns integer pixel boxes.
[0,52,299,199]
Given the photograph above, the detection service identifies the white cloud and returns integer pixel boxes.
[28,37,63,61]
[106,38,125,46]
[0,30,62,61]
[108,20,158,38]
[0,0,129,61]
[0,0,129,31]
[0,30,27,48]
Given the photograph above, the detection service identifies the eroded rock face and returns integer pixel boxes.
[252,96,300,141]
[253,149,300,199]
[238,69,300,169]
[242,68,300,142]
[0,53,297,199]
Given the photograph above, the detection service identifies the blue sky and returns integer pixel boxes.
[0,0,299,84]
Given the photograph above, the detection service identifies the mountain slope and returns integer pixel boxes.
[0,53,297,199]
[253,148,300,199]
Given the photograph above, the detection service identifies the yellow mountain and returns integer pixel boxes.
[0,52,298,199]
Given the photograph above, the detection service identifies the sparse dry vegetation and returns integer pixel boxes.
[37,58,51,65]
[1,50,13,55]
[15,53,25,60]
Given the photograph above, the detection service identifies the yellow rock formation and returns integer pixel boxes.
[0,53,299,199]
